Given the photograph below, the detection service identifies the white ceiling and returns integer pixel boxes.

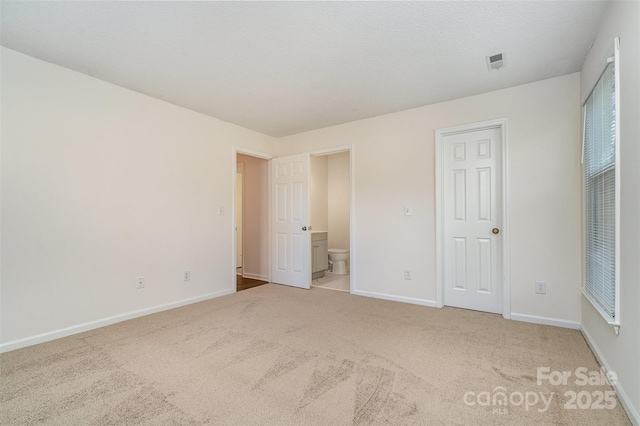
[1,1,609,137]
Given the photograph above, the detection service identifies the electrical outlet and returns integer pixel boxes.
[183,270,190,281]
[404,269,412,280]
[535,281,546,295]
[218,205,225,216]
[137,277,145,289]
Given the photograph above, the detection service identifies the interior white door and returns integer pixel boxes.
[443,127,502,314]
[271,153,311,289]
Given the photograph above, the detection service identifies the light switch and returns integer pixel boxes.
[404,205,412,216]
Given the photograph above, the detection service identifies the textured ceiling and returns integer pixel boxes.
[1,1,609,137]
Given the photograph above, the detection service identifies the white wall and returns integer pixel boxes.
[310,155,328,232]
[278,73,583,323]
[327,151,350,254]
[0,47,277,349]
[236,154,269,281]
[580,1,640,422]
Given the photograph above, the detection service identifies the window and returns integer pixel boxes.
[582,38,620,327]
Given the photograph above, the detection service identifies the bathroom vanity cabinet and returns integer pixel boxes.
[311,232,328,279]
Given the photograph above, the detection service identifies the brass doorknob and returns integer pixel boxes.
[492,228,500,234]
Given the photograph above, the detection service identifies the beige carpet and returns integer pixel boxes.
[0,284,631,425]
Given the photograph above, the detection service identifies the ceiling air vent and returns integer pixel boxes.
[486,52,505,70]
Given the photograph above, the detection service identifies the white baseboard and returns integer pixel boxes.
[510,312,581,330]
[241,272,269,281]
[0,288,235,353]
[581,326,640,425]
[352,289,437,308]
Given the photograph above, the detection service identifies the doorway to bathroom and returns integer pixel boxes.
[234,145,353,293]
[309,149,352,293]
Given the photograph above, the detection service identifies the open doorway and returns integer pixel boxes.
[235,152,270,292]
[309,150,351,293]
[236,146,353,293]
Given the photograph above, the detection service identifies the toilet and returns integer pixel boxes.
[328,249,349,275]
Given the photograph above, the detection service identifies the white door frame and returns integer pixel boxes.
[236,162,244,272]
[233,147,274,291]
[308,145,355,294]
[435,119,510,319]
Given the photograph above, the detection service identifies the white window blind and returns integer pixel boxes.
[582,38,620,326]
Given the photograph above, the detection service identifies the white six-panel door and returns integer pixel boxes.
[271,154,311,289]
[443,127,502,313]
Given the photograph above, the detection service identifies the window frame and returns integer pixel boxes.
[581,37,621,329]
